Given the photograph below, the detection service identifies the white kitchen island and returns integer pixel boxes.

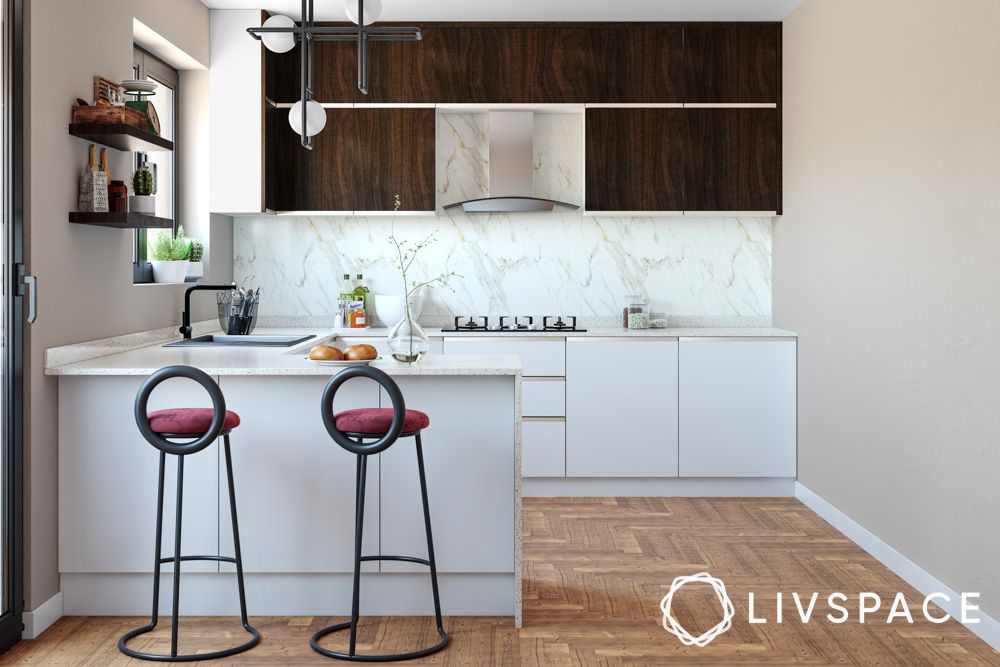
[46,332,523,625]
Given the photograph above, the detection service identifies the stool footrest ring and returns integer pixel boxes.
[358,554,430,566]
[156,554,237,565]
[119,622,260,662]
[310,623,449,662]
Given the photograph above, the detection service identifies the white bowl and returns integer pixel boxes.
[374,293,423,327]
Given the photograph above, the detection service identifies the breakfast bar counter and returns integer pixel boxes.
[47,330,524,626]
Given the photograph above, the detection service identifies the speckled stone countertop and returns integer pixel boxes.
[45,329,522,377]
[45,322,796,376]
[336,326,798,338]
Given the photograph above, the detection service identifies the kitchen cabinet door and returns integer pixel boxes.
[217,376,381,573]
[380,376,516,573]
[267,108,356,212]
[679,340,796,477]
[683,23,781,103]
[353,108,436,212]
[565,338,679,477]
[59,377,219,573]
[584,108,685,212]
[683,108,780,213]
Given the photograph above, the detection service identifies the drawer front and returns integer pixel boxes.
[523,378,566,417]
[522,419,565,477]
[443,338,565,376]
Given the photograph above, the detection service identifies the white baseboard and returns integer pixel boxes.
[22,590,63,640]
[61,573,513,616]
[795,482,1000,652]
[524,477,795,497]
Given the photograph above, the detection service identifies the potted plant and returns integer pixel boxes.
[129,164,155,213]
[187,239,204,280]
[149,226,191,283]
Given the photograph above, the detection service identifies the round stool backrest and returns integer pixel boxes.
[135,365,228,456]
[321,365,405,456]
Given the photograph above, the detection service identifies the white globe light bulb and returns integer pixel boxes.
[260,15,296,53]
[289,99,327,137]
[345,0,382,25]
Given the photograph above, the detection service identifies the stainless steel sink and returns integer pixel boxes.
[164,334,315,348]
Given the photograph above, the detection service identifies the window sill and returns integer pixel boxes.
[132,282,189,287]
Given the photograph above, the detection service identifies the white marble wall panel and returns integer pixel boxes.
[233,213,772,323]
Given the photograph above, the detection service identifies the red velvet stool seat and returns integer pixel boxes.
[335,408,429,435]
[148,408,241,434]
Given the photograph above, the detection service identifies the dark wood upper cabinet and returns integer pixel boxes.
[586,107,780,212]
[263,22,782,214]
[266,23,684,104]
[683,23,781,103]
[266,107,434,212]
[267,108,356,211]
[585,108,684,211]
[353,108,435,212]
[683,108,780,212]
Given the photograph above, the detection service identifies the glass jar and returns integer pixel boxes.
[387,308,430,363]
[625,295,650,329]
[108,180,128,212]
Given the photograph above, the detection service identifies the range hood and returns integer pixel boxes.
[444,111,580,213]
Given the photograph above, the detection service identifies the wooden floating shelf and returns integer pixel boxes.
[69,123,173,152]
[69,211,173,229]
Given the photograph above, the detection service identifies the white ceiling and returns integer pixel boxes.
[199,0,805,22]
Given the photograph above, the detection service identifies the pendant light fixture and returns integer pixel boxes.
[248,0,422,149]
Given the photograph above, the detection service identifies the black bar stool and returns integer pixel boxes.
[119,365,260,662]
[311,365,449,662]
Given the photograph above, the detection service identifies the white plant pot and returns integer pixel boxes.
[150,260,189,283]
[129,195,155,214]
[186,261,204,280]
[374,292,424,327]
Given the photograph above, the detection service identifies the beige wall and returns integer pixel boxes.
[24,0,231,610]
[777,0,1000,617]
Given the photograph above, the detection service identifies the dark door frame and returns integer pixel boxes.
[0,0,25,653]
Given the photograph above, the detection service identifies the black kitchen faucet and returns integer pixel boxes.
[180,284,235,339]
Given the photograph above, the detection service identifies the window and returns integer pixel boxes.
[132,47,178,283]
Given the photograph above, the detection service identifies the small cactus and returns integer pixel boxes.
[132,166,154,196]
[189,240,204,262]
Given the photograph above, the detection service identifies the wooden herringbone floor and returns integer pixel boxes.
[3,497,997,665]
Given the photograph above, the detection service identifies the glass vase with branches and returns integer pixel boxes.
[386,195,459,362]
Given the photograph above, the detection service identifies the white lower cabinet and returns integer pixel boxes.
[59,376,221,573]
[218,376,380,573]
[379,376,516,573]
[521,418,566,477]
[678,339,796,477]
[565,338,679,477]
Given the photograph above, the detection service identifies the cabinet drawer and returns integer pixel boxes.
[443,338,565,376]
[522,419,565,477]
[523,378,565,417]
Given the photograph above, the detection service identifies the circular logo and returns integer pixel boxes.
[660,572,735,647]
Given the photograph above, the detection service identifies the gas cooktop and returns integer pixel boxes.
[441,315,586,333]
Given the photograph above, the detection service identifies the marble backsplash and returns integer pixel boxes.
[233,212,772,326]
[235,110,771,326]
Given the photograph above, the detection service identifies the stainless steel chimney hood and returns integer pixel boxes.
[444,111,580,213]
